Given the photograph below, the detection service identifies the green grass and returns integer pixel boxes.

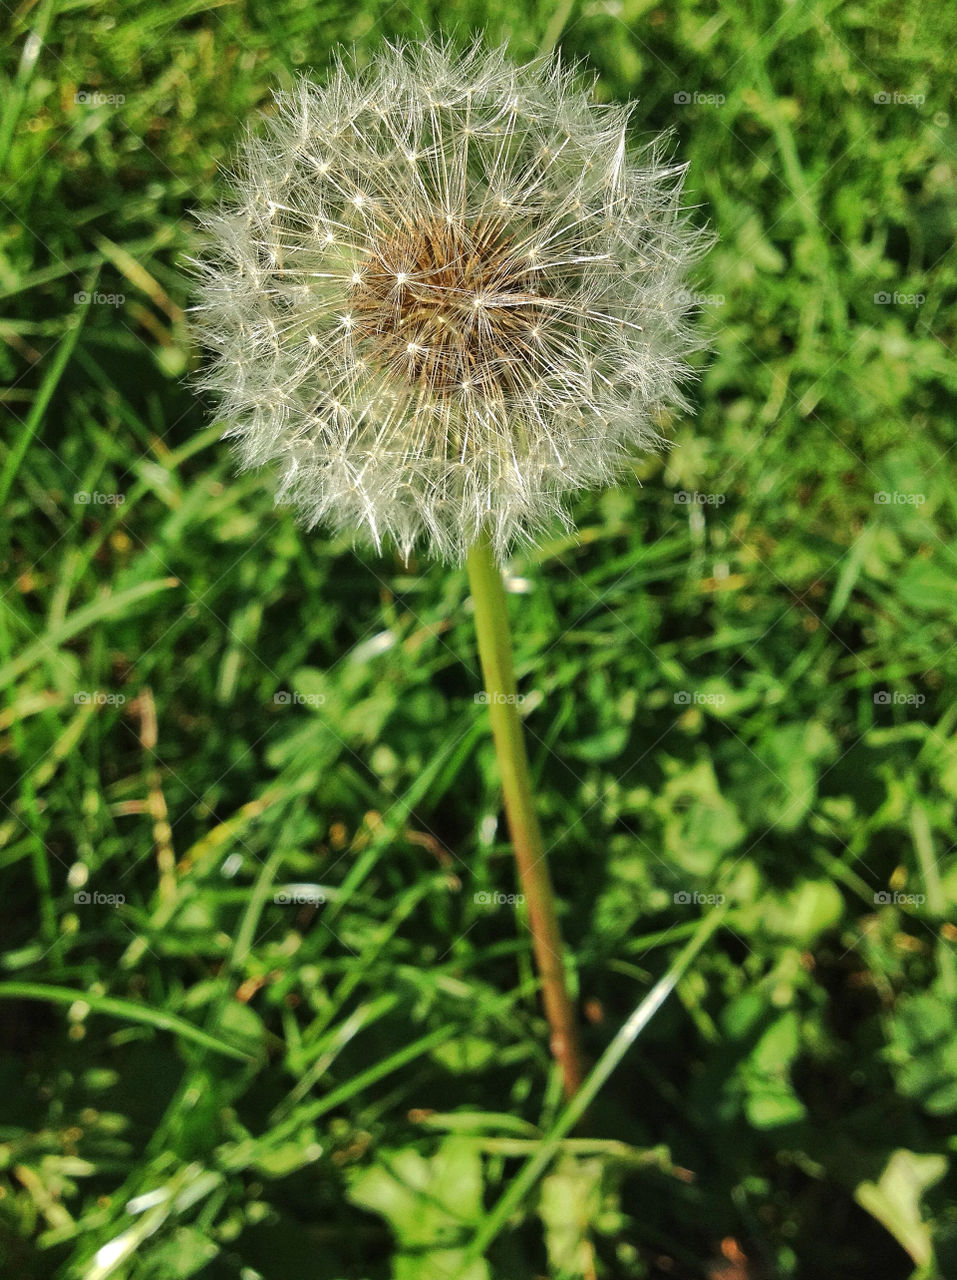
[2,1,957,1277]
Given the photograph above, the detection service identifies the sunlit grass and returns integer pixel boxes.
[2,1,955,1277]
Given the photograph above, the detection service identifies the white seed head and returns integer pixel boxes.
[188,39,712,564]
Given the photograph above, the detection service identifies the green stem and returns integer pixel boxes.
[466,527,584,1098]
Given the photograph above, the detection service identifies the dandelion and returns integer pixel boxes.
[189,38,709,565]
[189,38,711,1099]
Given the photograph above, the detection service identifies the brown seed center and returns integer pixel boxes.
[349,216,547,398]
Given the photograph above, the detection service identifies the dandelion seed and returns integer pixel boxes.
[189,38,711,564]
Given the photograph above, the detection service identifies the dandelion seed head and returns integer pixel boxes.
[189,38,712,563]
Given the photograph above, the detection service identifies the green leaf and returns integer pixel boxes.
[539,1155,604,1276]
[347,1138,490,1280]
[760,879,844,945]
[745,1011,807,1129]
[0,577,180,689]
[657,758,745,875]
[889,984,957,1114]
[431,1036,499,1073]
[895,560,956,616]
[855,1149,947,1267]
[0,983,257,1063]
[139,1226,219,1278]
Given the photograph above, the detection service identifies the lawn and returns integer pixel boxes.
[2,1,956,1277]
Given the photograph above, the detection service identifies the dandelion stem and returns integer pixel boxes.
[466,527,585,1099]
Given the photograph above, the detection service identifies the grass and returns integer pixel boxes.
[2,0,957,1277]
